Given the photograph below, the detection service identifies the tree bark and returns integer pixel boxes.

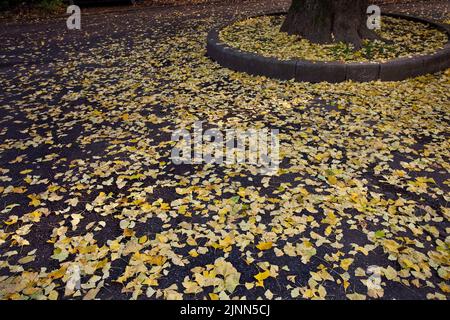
[281,0,380,49]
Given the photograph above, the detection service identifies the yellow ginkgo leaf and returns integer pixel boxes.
[4,215,18,225]
[188,249,199,257]
[13,187,26,193]
[28,194,41,207]
[254,270,271,282]
[138,235,148,244]
[327,175,338,185]
[256,241,273,251]
[340,258,354,271]
[209,293,219,300]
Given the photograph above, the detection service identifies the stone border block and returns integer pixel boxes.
[295,61,347,83]
[379,56,426,81]
[346,63,381,82]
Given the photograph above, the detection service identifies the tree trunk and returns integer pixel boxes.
[281,0,380,49]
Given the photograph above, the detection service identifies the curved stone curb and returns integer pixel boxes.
[206,12,450,83]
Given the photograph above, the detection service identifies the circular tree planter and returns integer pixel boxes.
[207,12,450,83]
